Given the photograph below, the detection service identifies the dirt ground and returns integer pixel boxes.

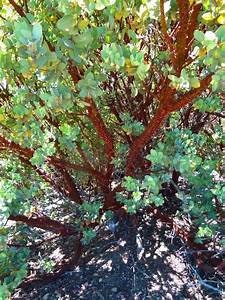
[12,214,224,300]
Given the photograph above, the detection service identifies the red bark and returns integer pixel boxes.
[170,75,212,111]
[55,167,82,204]
[126,105,168,175]
[9,214,76,236]
[67,59,82,84]
[68,61,115,183]
[159,0,176,69]
[0,135,33,158]
[0,135,107,186]
[160,1,201,75]
[85,97,115,187]
[186,4,202,45]
[86,97,114,164]
[8,0,26,17]
[125,74,212,176]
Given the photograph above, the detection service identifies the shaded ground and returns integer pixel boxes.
[12,214,224,300]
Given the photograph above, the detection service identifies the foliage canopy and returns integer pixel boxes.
[0,0,224,297]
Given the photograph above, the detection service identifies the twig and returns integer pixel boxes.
[207,111,225,118]
[190,265,224,294]
[0,14,7,21]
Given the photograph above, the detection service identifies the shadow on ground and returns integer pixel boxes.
[12,215,223,300]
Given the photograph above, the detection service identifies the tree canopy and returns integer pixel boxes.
[0,0,224,298]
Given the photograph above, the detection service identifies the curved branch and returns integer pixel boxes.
[0,135,108,187]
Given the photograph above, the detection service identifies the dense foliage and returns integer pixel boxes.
[0,0,224,297]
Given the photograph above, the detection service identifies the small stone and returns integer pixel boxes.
[99,278,103,282]
[111,287,117,292]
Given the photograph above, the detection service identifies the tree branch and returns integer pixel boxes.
[67,59,82,85]
[86,97,114,171]
[186,4,202,45]
[0,135,108,186]
[170,74,212,111]
[159,0,176,68]
[8,0,26,17]
[172,2,201,75]
[125,74,212,176]
[8,214,76,236]
[55,166,82,204]
[126,105,168,175]
[175,0,192,73]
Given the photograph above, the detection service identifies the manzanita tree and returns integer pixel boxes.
[0,0,224,297]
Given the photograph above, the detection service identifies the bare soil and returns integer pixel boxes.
[12,214,224,300]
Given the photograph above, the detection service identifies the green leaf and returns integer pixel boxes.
[32,23,42,42]
[18,59,30,73]
[204,31,218,51]
[13,105,29,116]
[40,93,55,107]
[77,72,103,98]
[177,157,191,173]
[194,96,222,112]
[59,123,80,139]
[136,63,150,80]
[101,43,125,69]
[202,12,215,22]
[57,15,74,32]
[132,190,143,201]
[14,21,32,44]
[126,203,137,214]
[142,175,160,194]
[34,106,47,119]
[81,228,96,245]
[217,14,225,25]
[122,176,140,192]
[130,50,144,66]
[151,195,164,207]
[43,142,56,156]
[146,149,166,165]
[95,0,116,10]
[190,77,200,88]
[75,31,94,49]
[197,226,213,238]
[95,1,105,10]
[194,30,205,43]
[80,201,102,220]
[215,25,225,41]
[30,149,46,166]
